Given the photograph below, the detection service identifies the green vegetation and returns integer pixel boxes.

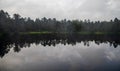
[0,10,120,35]
[1,31,119,35]
[20,31,52,35]
[19,32,120,35]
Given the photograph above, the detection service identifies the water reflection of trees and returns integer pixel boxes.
[0,34,120,58]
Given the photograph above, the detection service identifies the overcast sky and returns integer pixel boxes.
[0,0,120,21]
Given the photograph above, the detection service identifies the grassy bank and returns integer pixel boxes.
[19,32,120,35]
[1,32,120,36]
[20,31,52,35]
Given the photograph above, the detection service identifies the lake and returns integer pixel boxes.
[0,34,120,71]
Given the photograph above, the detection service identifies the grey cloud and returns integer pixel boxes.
[0,0,120,21]
[1,42,120,71]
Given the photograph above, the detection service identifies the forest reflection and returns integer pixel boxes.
[0,34,120,58]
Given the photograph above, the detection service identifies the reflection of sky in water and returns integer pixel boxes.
[0,41,120,71]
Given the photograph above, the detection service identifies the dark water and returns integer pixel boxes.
[0,34,120,71]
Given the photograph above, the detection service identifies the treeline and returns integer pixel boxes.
[0,10,120,34]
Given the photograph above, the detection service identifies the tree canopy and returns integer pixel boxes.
[0,10,120,34]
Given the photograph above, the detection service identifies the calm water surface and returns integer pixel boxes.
[0,34,120,71]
